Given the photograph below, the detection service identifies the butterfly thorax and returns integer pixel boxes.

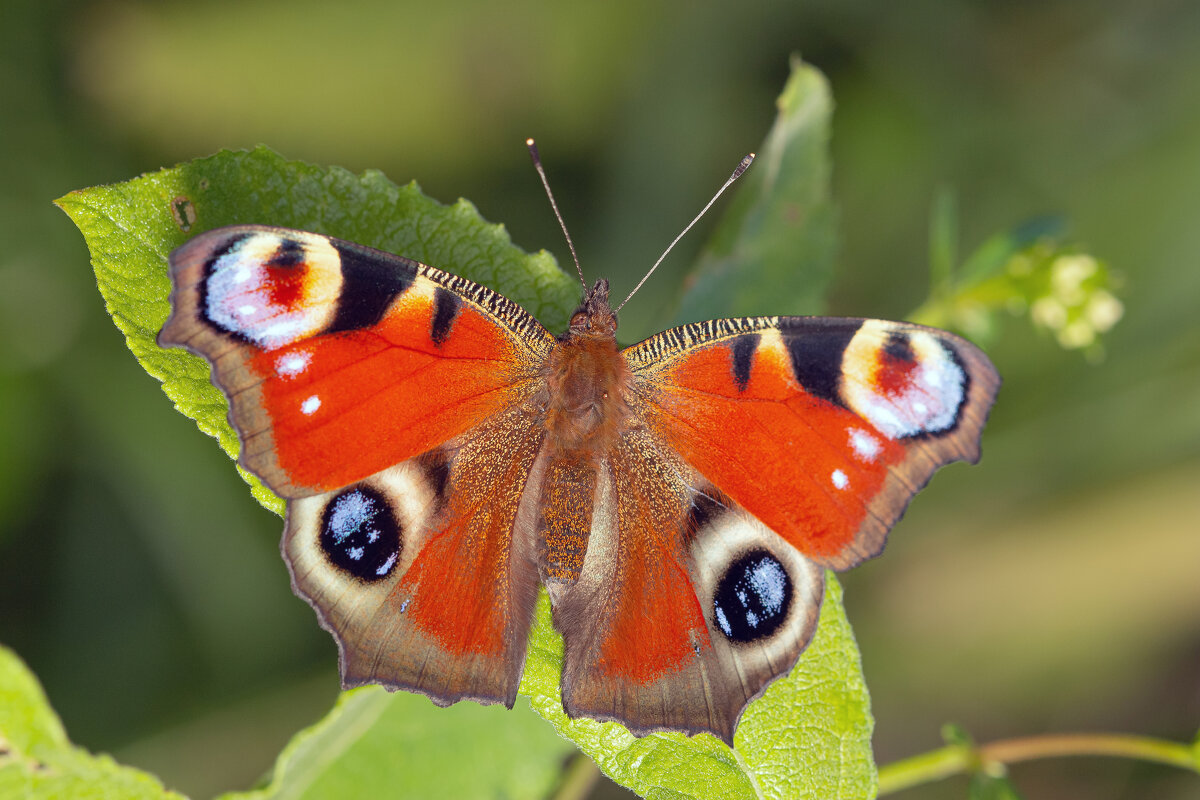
[538,280,633,454]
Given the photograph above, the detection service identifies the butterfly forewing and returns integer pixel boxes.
[624,315,1000,570]
[159,225,554,498]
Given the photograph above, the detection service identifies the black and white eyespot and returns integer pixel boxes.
[283,457,451,597]
[841,322,968,439]
[712,549,792,643]
[319,485,402,581]
[687,497,824,656]
[201,232,343,350]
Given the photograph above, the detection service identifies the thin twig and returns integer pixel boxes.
[877,732,1199,796]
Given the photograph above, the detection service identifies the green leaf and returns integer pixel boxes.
[55,146,579,514]
[929,187,958,297]
[967,774,1025,800]
[521,578,875,799]
[941,723,976,749]
[957,216,1064,287]
[674,56,837,323]
[0,644,183,799]
[221,686,573,800]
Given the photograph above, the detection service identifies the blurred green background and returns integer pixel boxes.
[2,0,1198,798]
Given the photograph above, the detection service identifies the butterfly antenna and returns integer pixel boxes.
[614,152,755,313]
[527,138,588,291]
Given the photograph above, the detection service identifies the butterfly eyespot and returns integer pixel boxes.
[201,233,343,350]
[841,323,969,439]
[712,549,792,644]
[319,485,402,582]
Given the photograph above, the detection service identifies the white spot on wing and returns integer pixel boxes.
[715,606,731,636]
[327,491,375,542]
[857,398,906,436]
[850,429,880,461]
[747,558,787,618]
[258,319,309,346]
[831,469,849,490]
[275,350,312,378]
[301,395,321,415]
[376,553,397,576]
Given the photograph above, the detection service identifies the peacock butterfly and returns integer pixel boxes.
[157,146,999,744]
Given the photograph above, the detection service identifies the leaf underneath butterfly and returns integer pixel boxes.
[55,146,579,514]
[0,644,183,800]
[521,579,875,800]
[219,686,574,800]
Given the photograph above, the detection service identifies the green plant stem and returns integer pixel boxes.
[876,733,1199,796]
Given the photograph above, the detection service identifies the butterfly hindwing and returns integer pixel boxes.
[283,404,544,707]
[543,431,825,744]
[159,225,555,498]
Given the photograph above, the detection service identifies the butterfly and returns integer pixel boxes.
[157,152,999,745]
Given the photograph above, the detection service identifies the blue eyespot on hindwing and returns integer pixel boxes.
[319,485,402,581]
[712,549,793,644]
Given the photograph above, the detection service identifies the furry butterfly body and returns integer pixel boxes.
[159,224,999,744]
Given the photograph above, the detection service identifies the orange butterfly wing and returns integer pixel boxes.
[546,315,998,742]
[628,316,1000,569]
[160,225,553,707]
[160,225,552,497]
[544,434,827,742]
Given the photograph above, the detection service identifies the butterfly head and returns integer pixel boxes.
[566,279,617,340]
